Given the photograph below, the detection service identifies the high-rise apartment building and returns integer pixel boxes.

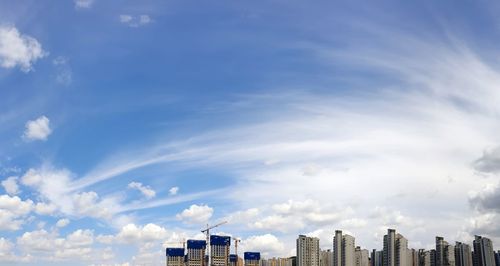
[455,242,472,266]
[418,249,432,266]
[320,249,333,266]
[297,235,320,266]
[355,246,369,266]
[436,237,447,266]
[187,240,207,266]
[383,229,408,266]
[167,248,186,266]
[334,230,355,266]
[408,249,418,266]
[383,229,396,266]
[244,252,261,266]
[372,250,383,266]
[430,250,436,266]
[472,236,495,266]
[210,235,231,266]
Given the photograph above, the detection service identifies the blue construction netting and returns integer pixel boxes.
[210,235,231,246]
[187,239,207,249]
[244,252,261,260]
[166,248,185,257]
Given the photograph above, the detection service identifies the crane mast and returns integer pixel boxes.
[201,221,228,266]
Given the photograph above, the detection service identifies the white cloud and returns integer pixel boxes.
[72,191,114,220]
[34,202,57,215]
[139,15,151,25]
[22,116,52,141]
[119,15,133,23]
[1,176,19,195]
[0,237,15,261]
[242,234,285,258]
[176,204,213,224]
[115,223,168,244]
[127,182,156,199]
[119,14,152,27]
[16,228,94,261]
[224,208,259,225]
[21,167,120,220]
[25,19,500,253]
[0,194,33,231]
[169,186,179,195]
[0,25,46,72]
[52,56,72,85]
[56,218,70,228]
[74,0,94,9]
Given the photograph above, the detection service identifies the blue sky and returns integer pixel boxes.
[1,0,500,265]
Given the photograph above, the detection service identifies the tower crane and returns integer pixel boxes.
[234,238,241,257]
[201,221,228,264]
[201,221,228,245]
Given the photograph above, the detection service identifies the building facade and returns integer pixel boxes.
[334,230,355,266]
[321,249,333,266]
[188,240,207,266]
[167,248,186,266]
[472,236,495,266]
[383,229,408,266]
[211,235,231,266]
[297,235,320,266]
[244,252,261,266]
[372,250,383,266]
[455,242,472,266]
[355,247,369,266]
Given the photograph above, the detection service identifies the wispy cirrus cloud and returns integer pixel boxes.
[60,28,500,249]
[119,14,152,28]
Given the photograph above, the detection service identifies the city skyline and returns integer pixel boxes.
[164,230,499,266]
[2,0,500,265]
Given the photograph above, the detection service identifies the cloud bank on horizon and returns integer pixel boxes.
[1,0,500,265]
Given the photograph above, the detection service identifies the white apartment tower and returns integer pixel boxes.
[297,235,321,266]
[333,230,356,266]
[383,229,408,266]
[355,246,369,266]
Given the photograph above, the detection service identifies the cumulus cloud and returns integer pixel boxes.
[22,116,52,141]
[21,167,119,220]
[176,204,213,224]
[119,14,152,27]
[127,182,156,199]
[223,208,259,224]
[34,202,57,215]
[74,0,94,9]
[473,146,500,174]
[469,182,500,212]
[242,234,285,257]
[116,223,168,244]
[56,218,70,228]
[16,228,94,261]
[0,25,46,72]
[0,195,33,231]
[169,186,179,195]
[1,176,19,195]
